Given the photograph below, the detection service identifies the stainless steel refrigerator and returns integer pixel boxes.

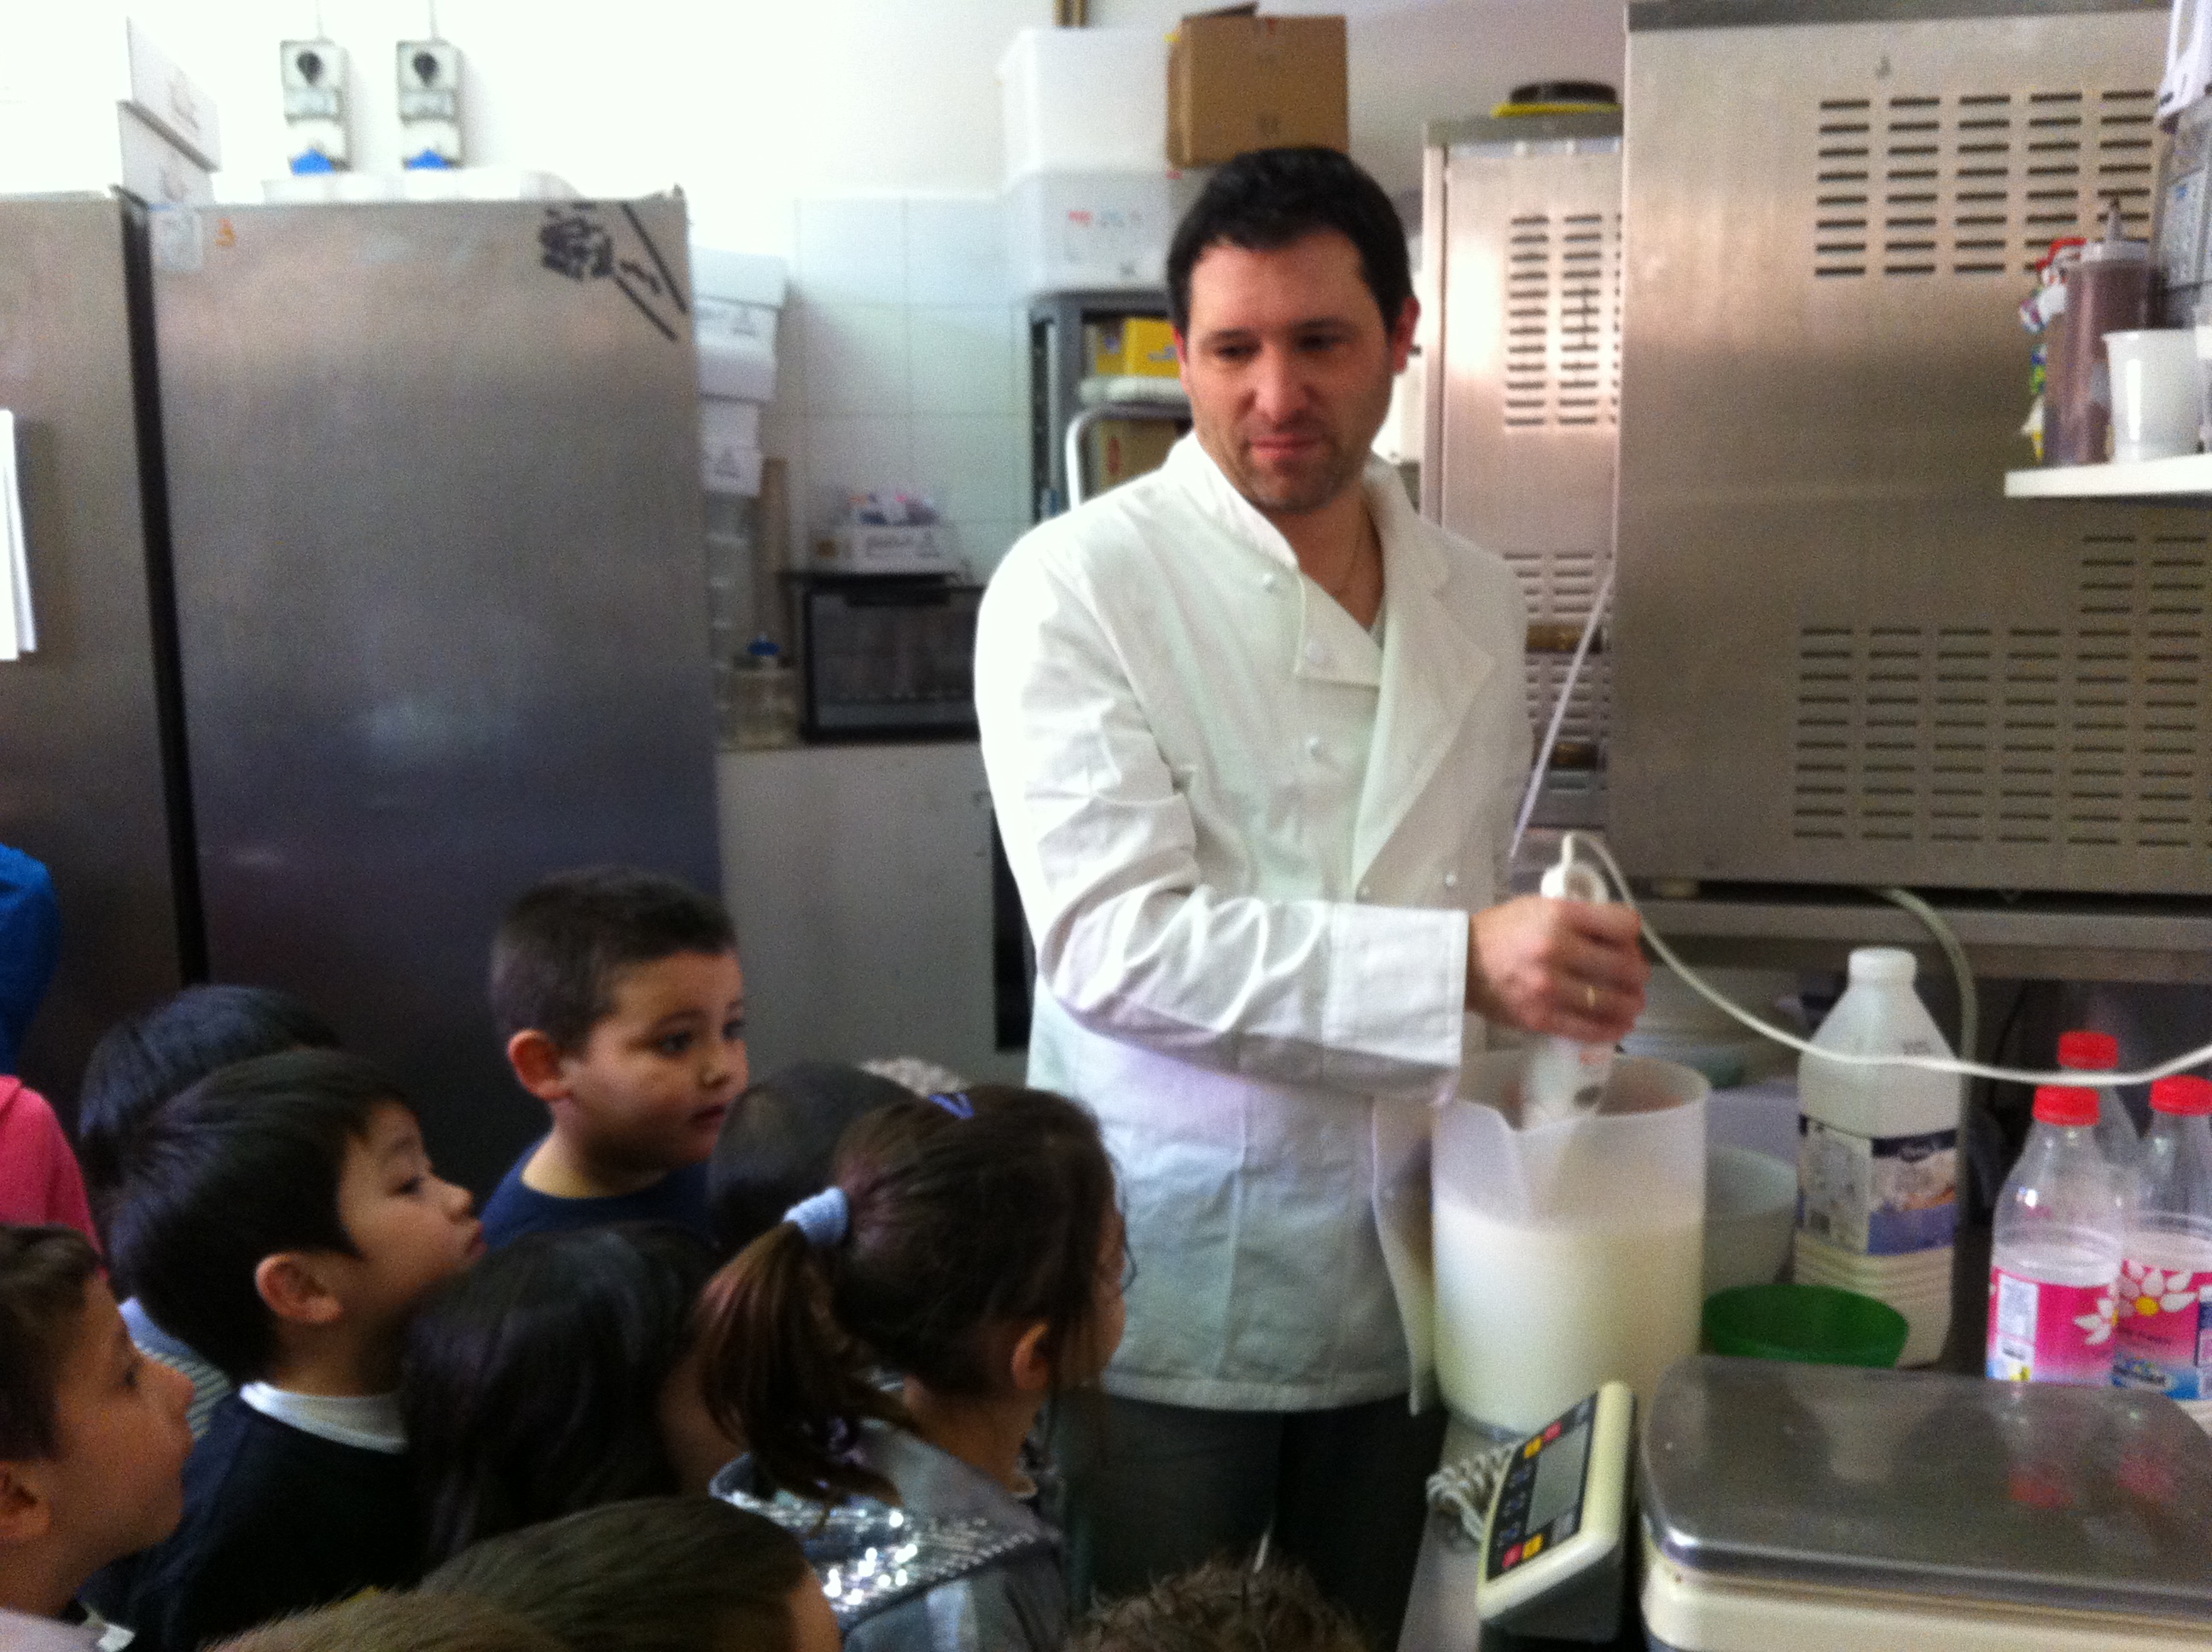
[1,191,720,1192]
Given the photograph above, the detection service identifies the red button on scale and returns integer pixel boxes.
[1544,1422,1563,1442]
[1502,1544,1523,1569]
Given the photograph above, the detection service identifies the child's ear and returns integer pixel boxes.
[0,1461,55,1546]
[1008,1321,1055,1396]
[505,1030,572,1102]
[254,1253,347,1329]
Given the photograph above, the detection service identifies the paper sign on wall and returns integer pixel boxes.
[0,410,31,661]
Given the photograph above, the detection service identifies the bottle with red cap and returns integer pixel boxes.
[2056,1028,2139,1175]
[2110,1075,2212,1399]
[1988,1085,2125,1384]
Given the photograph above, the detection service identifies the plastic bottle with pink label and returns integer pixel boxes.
[2110,1076,2212,1400]
[1988,1085,2125,1386]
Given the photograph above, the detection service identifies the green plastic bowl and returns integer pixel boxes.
[1703,1283,1910,1368]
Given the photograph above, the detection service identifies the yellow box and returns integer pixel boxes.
[1089,316,1181,378]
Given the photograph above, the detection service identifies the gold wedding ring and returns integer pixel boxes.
[1584,983,1598,1012]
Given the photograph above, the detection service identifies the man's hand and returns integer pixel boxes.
[1466,895,1649,1044]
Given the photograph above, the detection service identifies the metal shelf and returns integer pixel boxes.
[1637,888,2212,984]
[2005,453,2212,500]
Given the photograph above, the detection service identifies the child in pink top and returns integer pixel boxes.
[0,1078,96,1245]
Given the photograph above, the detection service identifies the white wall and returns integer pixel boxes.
[86,1,1621,573]
[113,0,1623,225]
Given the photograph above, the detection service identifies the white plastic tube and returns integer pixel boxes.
[1564,831,2212,1089]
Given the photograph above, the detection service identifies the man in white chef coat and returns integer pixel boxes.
[974,148,1647,1643]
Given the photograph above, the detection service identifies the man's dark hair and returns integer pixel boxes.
[106,1049,405,1382]
[1070,1559,1371,1652]
[708,1062,913,1253]
[421,1497,811,1652]
[490,866,736,1050]
[0,1224,102,1460]
[78,984,341,1204]
[402,1224,719,1564]
[1166,146,1412,336]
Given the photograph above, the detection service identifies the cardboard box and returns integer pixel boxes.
[0,100,212,205]
[810,525,960,576]
[0,15,222,169]
[1168,7,1348,167]
[1089,317,1181,378]
[1086,416,1183,494]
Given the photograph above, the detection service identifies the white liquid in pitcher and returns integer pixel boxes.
[1435,1195,1703,1434]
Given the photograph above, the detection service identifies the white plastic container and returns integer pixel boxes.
[1006,168,1188,298]
[1435,1053,1708,1434]
[1005,167,1208,299]
[1794,947,1960,1365]
[2113,1075,2212,1399]
[999,27,1168,183]
[1988,1085,2126,1385]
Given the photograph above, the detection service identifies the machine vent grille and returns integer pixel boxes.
[1813,86,2156,279]
[1791,538,2210,848]
[1505,545,1610,752]
[1502,210,1622,429]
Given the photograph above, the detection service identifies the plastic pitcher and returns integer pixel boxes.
[1434,1052,1709,1434]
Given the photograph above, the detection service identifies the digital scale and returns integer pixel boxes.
[1403,1361,2212,1652]
[1472,1382,1635,1641]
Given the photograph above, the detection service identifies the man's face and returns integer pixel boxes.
[1179,229,1416,518]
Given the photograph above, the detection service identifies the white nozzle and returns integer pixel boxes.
[1539,837,1611,905]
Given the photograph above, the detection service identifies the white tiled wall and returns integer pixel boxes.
[760,193,1031,584]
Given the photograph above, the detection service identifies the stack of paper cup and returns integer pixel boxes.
[1790,1232,1953,1365]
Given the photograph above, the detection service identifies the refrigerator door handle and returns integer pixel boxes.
[1,409,34,660]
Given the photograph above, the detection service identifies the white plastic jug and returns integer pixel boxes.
[1433,1052,1709,1435]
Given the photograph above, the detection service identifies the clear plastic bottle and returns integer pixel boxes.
[2111,1076,2212,1399]
[1988,1085,2126,1385]
[2056,1028,2139,1177]
[733,634,800,749]
[1794,947,1960,1364]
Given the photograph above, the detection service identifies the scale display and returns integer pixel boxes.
[1476,1381,1634,1641]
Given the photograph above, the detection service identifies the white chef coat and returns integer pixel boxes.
[975,434,1529,1412]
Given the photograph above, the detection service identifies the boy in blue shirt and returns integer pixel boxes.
[482,867,747,1248]
[84,1051,481,1652]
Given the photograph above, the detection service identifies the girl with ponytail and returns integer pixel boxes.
[698,1084,1125,1652]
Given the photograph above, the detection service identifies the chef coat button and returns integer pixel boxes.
[1444,871,1459,889]
[1305,641,1325,666]
[1305,734,1323,756]
[1263,573,1280,591]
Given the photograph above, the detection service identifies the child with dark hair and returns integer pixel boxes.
[708,1062,916,1253]
[84,1050,481,1652]
[1068,1560,1369,1652]
[419,1497,838,1652]
[0,1224,195,1651]
[484,867,746,1248]
[701,1084,1125,1652]
[401,1223,737,1564]
[76,984,342,1437]
[210,1591,565,1652]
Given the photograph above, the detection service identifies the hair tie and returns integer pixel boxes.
[783,1187,849,1248]
[928,1091,975,1120]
